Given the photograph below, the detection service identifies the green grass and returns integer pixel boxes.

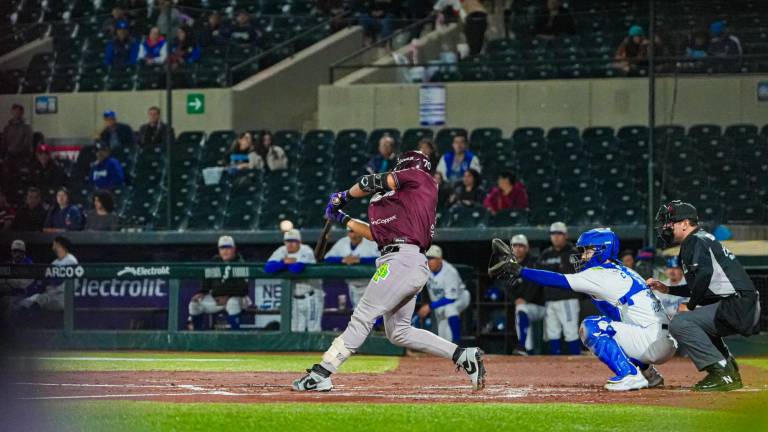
[43,402,764,432]
[739,357,768,370]
[22,351,400,373]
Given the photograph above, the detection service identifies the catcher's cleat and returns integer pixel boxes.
[604,372,649,391]
[642,365,664,388]
[456,347,486,390]
[292,364,333,392]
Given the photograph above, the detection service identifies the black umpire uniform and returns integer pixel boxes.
[657,201,760,391]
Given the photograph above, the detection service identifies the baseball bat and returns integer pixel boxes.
[314,195,342,261]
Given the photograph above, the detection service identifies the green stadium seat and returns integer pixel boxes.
[274,130,302,154]
[688,124,722,138]
[204,130,235,166]
[606,205,643,225]
[512,127,545,144]
[488,209,529,227]
[446,205,489,228]
[513,138,547,157]
[530,206,567,226]
[724,124,759,137]
[435,128,467,154]
[548,138,583,154]
[617,125,649,140]
[582,127,615,141]
[568,204,606,226]
[431,69,462,82]
[336,129,368,154]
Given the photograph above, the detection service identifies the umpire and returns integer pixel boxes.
[650,200,760,391]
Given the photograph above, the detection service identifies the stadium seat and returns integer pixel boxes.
[469,128,503,153]
[274,130,303,154]
[401,128,434,152]
[204,130,235,166]
[368,128,401,153]
[688,124,722,139]
[435,128,467,154]
[446,205,488,228]
[488,209,530,227]
[617,125,649,140]
[582,126,615,141]
[512,127,545,143]
[547,127,581,142]
[724,124,759,137]
[336,129,368,155]
[606,205,644,225]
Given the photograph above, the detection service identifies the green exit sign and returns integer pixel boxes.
[187,94,205,114]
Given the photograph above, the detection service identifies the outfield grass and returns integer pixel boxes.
[739,357,768,370]
[23,351,400,373]
[43,402,766,432]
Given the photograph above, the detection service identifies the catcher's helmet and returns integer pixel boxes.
[570,228,620,272]
[394,150,432,173]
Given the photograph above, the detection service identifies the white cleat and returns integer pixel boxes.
[642,365,664,388]
[456,347,486,390]
[604,372,649,391]
[292,368,333,392]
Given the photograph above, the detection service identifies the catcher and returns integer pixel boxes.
[488,228,676,391]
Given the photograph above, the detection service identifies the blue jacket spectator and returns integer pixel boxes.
[365,135,397,174]
[708,21,742,59]
[169,25,201,68]
[138,27,168,65]
[89,142,125,191]
[99,110,135,149]
[435,135,482,184]
[44,188,84,232]
[104,20,139,66]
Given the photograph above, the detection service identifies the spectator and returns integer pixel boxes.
[534,0,575,39]
[18,236,78,312]
[436,134,481,185]
[1,240,35,317]
[199,11,230,47]
[686,31,709,59]
[156,0,188,37]
[365,135,397,174]
[613,25,664,74]
[264,229,323,332]
[84,190,120,231]
[104,20,139,66]
[360,0,396,46]
[433,172,452,209]
[43,188,84,232]
[253,131,288,171]
[188,236,251,330]
[634,247,656,279]
[708,20,742,59]
[317,0,348,33]
[417,137,439,171]
[506,234,545,355]
[418,245,470,343]
[449,168,484,207]
[434,0,488,55]
[230,10,262,46]
[619,249,636,269]
[138,106,173,148]
[138,27,168,65]
[169,25,201,69]
[0,190,15,230]
[31,144,67,194]
[102,6,128,34]
[11,187,47,231]
[223,132,261,172]
[483,171,529,215]
[99,110,135,149]
[324,228,380,309]
[89,142,125,191]
[2,104,33,163]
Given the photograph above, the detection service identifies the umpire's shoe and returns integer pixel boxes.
[693,361,742,392]
[292,364,333,392]
[455,347,486,390]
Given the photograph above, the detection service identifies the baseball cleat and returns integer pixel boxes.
[642,365,664,388]
[604,372,649,391]
[292,365,333,392]
[456,347,486,390]
[693,362,742,392]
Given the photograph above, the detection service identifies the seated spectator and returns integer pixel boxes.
[156,0,189,37]
[534,0,575,39]
[2,104,33,163]
[434,0,488,55]
[708,20,742,59]
[1,240,36,310]
[138,27,168,65]
[614,25,664,73]
[230,10,262,46]
[686,31,709,59]
[0,190,15,230]
[44,188,84,232]
[449,169,484,207]
[483,171,529,215]
[31,144,67,194]
[436,134,481,185]
[189,236,251,330]
[199,11,230,47]
[360,0,397,46]
[365,135,397,174]
[84,190,120,231]
[619,249,636,269]
[138,106,173,148]
[18,236,77,312]
[317,0,348,33]
[89,142,125,191]
[99,110,135,149]
[417,138,439,171]
[433,172,452,209]
[11,187,47,231]
[169,25,201,69]
[102,6,128,34]
[104,20,139,66]
[223,132,261,172]
[254,131,288,171]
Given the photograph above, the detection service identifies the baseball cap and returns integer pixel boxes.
[115,20,129,30]
[666,256,681,268]
[628,25,644,37]
[103,110,116,119]
[11,239,26,252]
[667,201,698,222]
[283,229,301,242]
[710,20,726,37]
[426,245,443,259]
[36,143,51,154]
[549,221,567,234]
[217,235,235,248]
[511,234,528,247]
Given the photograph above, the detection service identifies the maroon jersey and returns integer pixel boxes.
[367,168,437,251]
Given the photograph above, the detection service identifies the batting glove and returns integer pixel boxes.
[331,190,350,210]
[325,202,351,226]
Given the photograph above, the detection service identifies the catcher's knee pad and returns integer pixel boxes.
[322,336,353,370]
[580,315,613,347]
[225,297,243,315]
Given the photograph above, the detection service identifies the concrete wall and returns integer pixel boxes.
[319,75,768,133]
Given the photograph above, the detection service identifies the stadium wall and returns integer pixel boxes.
[318,75,768,133]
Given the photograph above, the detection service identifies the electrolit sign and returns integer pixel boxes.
[74,279,168,298]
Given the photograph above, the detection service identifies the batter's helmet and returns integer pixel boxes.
[395,150,432,173]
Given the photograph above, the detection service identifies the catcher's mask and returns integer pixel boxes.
[654,200,698,248]
[569,228,620,272]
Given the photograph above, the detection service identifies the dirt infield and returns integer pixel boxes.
[13,355,768,407]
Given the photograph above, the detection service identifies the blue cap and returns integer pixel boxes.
[628,25,644,37]
[666,256,681,268]
[710,20,726,37]
[713,224,733,241]
[116,20,129,30]
[103,110,116,119]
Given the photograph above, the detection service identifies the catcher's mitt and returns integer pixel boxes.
[487,238,522,280]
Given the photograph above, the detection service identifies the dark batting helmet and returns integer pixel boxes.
[394,150,432,173]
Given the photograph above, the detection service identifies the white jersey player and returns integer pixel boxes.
[265,229,324,332]
[324,229,380,308]
[418,245,470,343]
[489,228,677,391]
[19,236,78,311]
[652,256,689,318]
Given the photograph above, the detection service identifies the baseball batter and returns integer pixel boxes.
[265,229,324,332]
[418,245,470,343]
[490,228,676,391]
[324,229,380,309]
[292,151,485,392]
